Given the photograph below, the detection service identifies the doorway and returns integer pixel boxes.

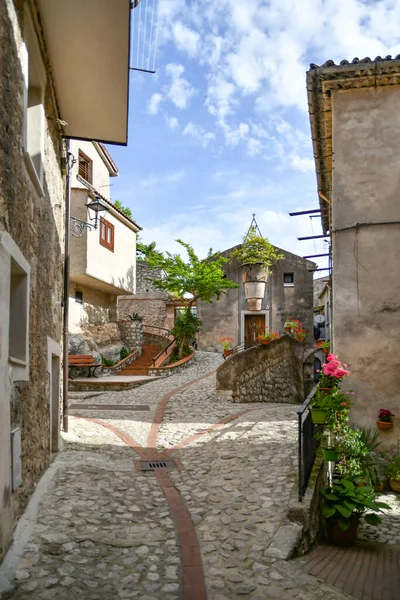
[244,314,266,347]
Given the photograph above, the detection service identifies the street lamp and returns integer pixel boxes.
[70,194,108,237]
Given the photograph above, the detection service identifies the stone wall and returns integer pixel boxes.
[0,0,65,558]
[118,297,168,329]
[197,247,315,352]
[216,336,304,404]
[118,321,143,355]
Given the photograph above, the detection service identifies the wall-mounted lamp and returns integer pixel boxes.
[70,194,109,238]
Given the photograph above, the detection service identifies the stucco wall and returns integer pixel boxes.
[331,86,400,441]
[197,247,315,352]
[69,281,116,332]
[0,0,65,558]
[70,139,111,199]
[216,336,304,404]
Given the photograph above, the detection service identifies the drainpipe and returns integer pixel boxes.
[62,139,71,432]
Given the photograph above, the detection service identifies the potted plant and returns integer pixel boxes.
[321,478,390,546]
[310,389,351,426]
[284,319,307,341]
[256,329,280,345]
[316,353,350,396]
[377,409,395,432]
[231,227,283,311]
[384,449,400,493]
[220,337,234,357]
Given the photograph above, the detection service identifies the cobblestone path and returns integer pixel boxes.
[0,352,350,600]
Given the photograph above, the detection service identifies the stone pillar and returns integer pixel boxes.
[118,321,143,356]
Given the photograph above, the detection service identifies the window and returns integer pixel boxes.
[75,290,83,304]
[283,273,294,286]
[23,9,46,188]
[78,150,93,184]
[100,218,114,251]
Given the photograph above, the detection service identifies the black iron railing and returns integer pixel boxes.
[298,384,319,502]
[230,340,259,355]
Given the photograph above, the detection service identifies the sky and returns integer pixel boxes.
[108,0,400,273]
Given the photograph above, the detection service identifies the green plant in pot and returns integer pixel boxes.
[231,227,283,311]
[310,389,351,426]
[321,478,390,546]
[384,447,400,493]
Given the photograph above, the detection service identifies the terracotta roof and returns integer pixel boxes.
[307,56,400,233]
[72,186,142,231]
[98,143,119,175]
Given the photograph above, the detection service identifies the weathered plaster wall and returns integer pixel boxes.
[216,336,304,403]
[70,140,111,199]
[331,86,400,442]
[0,0,65,558]
[197,248,315,352]
[69,281,116,331]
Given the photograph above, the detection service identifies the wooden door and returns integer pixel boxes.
[245,315,265,347]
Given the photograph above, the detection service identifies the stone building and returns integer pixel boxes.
[197,246,315,351]
[0,0,131,559]
[307,56,400,440]
[69,140,141,332]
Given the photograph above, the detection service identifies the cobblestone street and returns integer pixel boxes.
[0,353,357,599]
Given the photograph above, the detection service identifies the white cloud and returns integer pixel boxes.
[173,22,200,57]
[165,63,197,109]
[148,93,163,115]
[183,122,216,148]
[166,170,186,183]
[140,170,186,188]
[166,116,179,131]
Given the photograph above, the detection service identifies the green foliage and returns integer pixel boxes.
[230,227,284,270]
[136,239,161,260]
[101,355,115,367]
[320,478,390,531]
[128,312,143,322]
[384,450,400,480]
[335,426,369,477]
[169,345,192,364]
[120,347,130,360]
[114,199,133,219]
[145,239,239,304]
[170,311,202,360]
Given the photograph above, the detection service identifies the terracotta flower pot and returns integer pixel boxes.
[259,339,271,345]
[389,478,400,493]
[223,349,231,357]
[326,518,359,547]
[376,420,394,432]
[318,387,335,397]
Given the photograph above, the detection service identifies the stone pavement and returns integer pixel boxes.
[0,352,351,599]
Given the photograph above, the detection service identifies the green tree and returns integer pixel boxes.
[136,238,161,260]
[170,311,202,360]
[114,199,133,219]
[146,240,239,357]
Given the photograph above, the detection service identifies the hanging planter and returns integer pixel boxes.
[323,448,339,462]
[377,420,393,432]
[242,263,268,312]
[310,408,329,424]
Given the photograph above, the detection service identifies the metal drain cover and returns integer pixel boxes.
[136,459,179,471]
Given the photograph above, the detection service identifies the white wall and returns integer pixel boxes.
[86,209,136,294]
[69,140,111,199]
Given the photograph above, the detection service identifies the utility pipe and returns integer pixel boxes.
[62,140,72,432]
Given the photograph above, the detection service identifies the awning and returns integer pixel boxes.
[37,0,131,145]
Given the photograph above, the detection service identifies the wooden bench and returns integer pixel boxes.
[68,355,102,379]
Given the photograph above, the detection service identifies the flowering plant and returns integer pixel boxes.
[314,339,330,355]
[378,409,395,423]
[318,353,350,388]
[284,318,307,341]
[257,329,280,342]
[220,337,234,350]
[284,318,299,329]
[384,448,400,479]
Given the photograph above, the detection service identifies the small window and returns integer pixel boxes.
[100,217,114,251]
[9,258,29,363]
[78,150,93,184]
[75,290,83,304]
[283,273,294,286]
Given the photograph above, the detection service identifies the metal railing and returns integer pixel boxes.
[298,384,319,502]
[142,324,171,338]
[152,338,176,367]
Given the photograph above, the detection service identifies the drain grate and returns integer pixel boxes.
[136,459,178,471]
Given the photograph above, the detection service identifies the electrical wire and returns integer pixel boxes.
[142,0,149,70]
[147,0,156,71]
[152,0,160,72]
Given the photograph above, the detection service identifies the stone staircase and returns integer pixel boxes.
[116,343,161,376]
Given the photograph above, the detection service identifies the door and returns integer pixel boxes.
[244,314,265,347]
